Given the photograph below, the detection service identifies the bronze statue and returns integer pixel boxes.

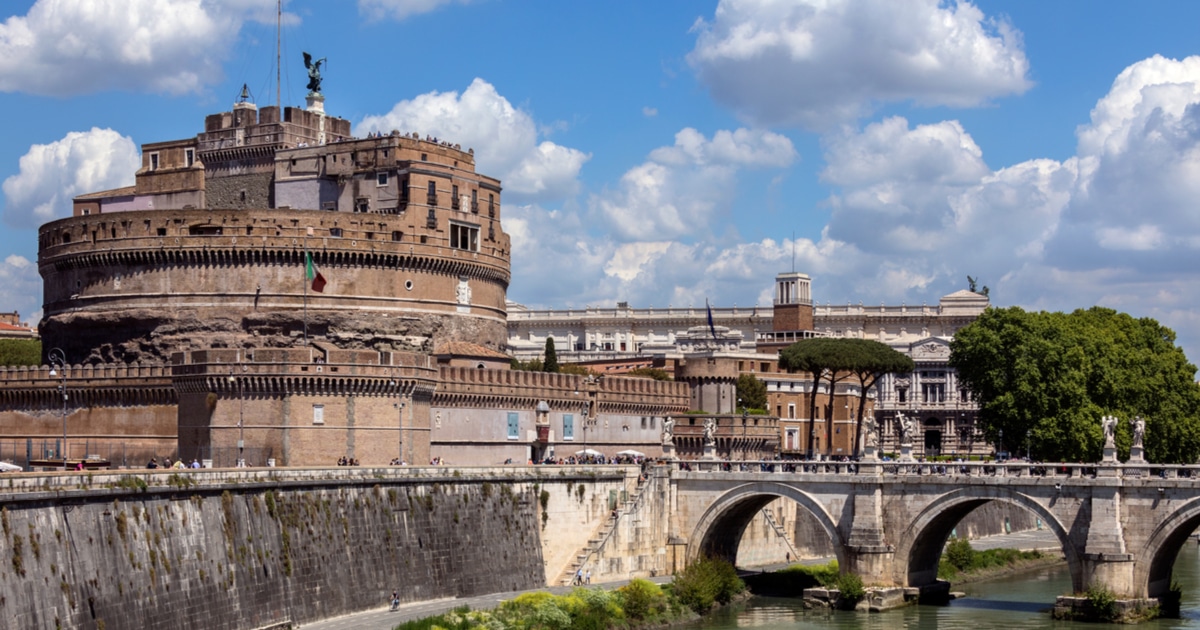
[303,52,326,96]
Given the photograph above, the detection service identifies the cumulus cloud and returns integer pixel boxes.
[0,255,43,327]
[357,78,589,203]
[0,0,285,96]
[358,0,473,21]
[688,0,1031,128]
[2,128,139,228]
[590,127,795,241]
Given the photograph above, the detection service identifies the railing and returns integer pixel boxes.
[667,459,1200,480]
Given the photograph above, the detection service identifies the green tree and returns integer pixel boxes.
[736,373,766,411]
[779,338,853,457]
[950,306,1200,463]
[0,339,40,366]
[627,367,671,380]
[838,339,914,458]
[543,337,559,373]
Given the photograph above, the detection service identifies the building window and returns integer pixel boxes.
[788,403,796,419]
[452,185,460,210]
[313,405,324,425]
[356,199,369,213]
[897,387,907,403]
[149,153,159,170]
[329,227,343,237]
[922,383,945,403]
[488,193,495,217]
[185,149,194,167]
[377,172,388,186]
[563,414,574,440]
[391,231,403,241]
[507,412,520,440]
[427,181,437,206]
[82,208,90,216]
[471,189,478,213]
[449,221,479,251]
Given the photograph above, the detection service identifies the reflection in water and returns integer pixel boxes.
[689,543,1200,629]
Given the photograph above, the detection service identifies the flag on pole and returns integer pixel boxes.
[306,252,326,293]
[706,298,717,339]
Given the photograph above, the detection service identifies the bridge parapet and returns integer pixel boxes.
[667,459,1200,481]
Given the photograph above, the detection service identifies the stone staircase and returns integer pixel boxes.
[761,507,800,560]
[555,474,653,586]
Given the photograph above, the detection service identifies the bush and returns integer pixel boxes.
[618,578,667,620]
[834,572,865,609]
[671,556,745,614]
[945,537,974,572]
[1086,584,1118,621]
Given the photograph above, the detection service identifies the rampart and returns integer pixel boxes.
[0,466,635,630]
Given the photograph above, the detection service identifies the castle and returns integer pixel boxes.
[1,77,988,469]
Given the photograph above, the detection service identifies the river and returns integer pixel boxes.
[688,543,1200,629]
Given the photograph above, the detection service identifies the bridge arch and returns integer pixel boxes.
[686,482,845,569]
[893,487,1081,591]
[1135,496,1200,599]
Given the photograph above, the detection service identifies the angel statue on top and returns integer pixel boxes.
[304,52,326,95]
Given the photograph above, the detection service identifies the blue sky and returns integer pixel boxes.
[4,0,1200,363]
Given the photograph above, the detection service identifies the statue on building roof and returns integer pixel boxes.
[303,52,326,96]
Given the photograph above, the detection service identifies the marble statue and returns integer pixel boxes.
[703,418,716,446]
[1132,416,1145,449]
[662,417,675,445]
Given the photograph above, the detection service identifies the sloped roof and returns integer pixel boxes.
[433,341,510,360]
[74,186,137,201]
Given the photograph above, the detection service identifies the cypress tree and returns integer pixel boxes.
[543,337,559,373]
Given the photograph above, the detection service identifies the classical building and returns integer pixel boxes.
[507,272,992,459]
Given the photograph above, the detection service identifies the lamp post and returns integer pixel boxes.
[1026,430,1031,461]
[48,348,67,471]
[997,428,1004,460]
[229,368,245,467]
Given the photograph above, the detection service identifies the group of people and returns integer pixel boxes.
[146,457,201,469]
[336,456,360,466]
[571,567,592,586]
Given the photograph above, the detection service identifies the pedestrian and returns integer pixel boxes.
[785,551,791,564]
[574,568,583,586]
[390,590,399,611]
[585,569,591,584]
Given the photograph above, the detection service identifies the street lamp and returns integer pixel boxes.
[47,348,67,471]
[229,368,245,467]
[1026,430,1031,461]
[390,374,405,465]
[997,428,1004,460]
[742,406,749,462]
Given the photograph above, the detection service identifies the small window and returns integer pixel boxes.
[329,227,343,237]
[156,228,166,236]
[185,149,195,167]
[421,153,427,161]
[391,231,403,241]
[377,173,388,186]
[507,412,520,439]
[240,190,246,202]
[82,209,90,216]
[150,153,159,170]
[356,200,368,213]
[449,221,479,251]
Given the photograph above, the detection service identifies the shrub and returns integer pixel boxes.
[618,579,666,620]
[671,556,745,614]
[1086,584,1118,621]
[834,573,865,609]
[945,537,975,572]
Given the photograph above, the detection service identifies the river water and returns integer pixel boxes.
[688,544,1200,629]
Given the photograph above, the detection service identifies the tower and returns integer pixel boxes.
[772,272,813,332]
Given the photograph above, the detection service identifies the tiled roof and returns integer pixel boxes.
[433,341,510,359]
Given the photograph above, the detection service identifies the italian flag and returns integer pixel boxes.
[306,252,327,293]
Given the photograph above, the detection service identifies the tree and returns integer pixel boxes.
[779,338,854,457]
[736,374,766,411]
[0,339,40,366]
[950,306,1200,463]
[838,339,914,458]
[543,337,559,373]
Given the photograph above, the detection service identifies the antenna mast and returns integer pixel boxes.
[791,230,795,273]
[276,0,281,110]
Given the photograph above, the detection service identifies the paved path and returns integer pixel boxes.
[300,529,1062,630]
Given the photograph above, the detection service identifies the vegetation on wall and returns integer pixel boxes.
[950,306,1200,463]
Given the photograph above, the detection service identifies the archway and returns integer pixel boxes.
[923,417,943,456]
[893,488,1080,591]
[687,482,845,570]
[1136,497,1200,599]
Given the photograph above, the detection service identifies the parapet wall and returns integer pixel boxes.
[436,368,690,415]
[0,466,628,630]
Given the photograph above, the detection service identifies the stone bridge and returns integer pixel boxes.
[667,460,1200,602]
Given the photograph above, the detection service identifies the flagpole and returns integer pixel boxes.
[303,233,309,346]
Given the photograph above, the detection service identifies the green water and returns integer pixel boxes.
[688,544,1200,629]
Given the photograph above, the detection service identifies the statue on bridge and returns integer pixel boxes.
[662,417,675,445]
[1102,414,1118,449]
[703,417,716,446]
[897,412,914,446]
[1132,416,1146,449]
[864,413,879,449]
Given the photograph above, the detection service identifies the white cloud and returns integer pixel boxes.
[0,255,43,327]
[358,0,473,21]
[2,128,139,228]
[642,107,658,117]
[0,0,285,96]
[357,78,590,203]
[591,127,795,241]
[688,0,1031,128]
